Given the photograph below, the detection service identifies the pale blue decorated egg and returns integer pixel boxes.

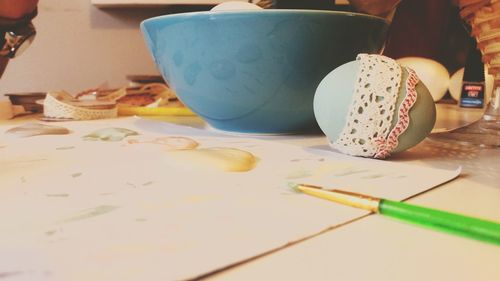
[314,55,436,158]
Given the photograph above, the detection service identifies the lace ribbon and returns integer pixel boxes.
[43,92,117,120]
[373,67,419,159]
[332,54,402,157]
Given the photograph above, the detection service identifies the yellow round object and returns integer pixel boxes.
[396,57,450,102]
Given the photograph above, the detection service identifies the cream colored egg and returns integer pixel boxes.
[396,57,450,102]
[169,147,257,172]
[211,1,263,11]
[449,67,494,103]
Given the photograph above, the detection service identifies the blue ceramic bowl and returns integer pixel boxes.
[141,10,389,134]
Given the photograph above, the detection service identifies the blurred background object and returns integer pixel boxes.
[0,0,475,102]
[396,57,450,102]
[383,0,472,85]
[429,0,500,146]
[347,0,401,19]
[449,65,495,102]
[0,0,39,79]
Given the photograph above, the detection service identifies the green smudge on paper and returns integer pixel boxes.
[285,182,302,194]
[285,169,312,179]
[61,205,119,223]
[83,127,139,142]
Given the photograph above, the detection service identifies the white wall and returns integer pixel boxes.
[0,0,172,95]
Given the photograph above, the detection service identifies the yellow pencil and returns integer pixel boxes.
[118,106,196,116]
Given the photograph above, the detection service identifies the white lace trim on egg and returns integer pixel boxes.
[373,67,419,158]
[331,54,402,158]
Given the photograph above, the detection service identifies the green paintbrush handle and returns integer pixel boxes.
[379,199,500,245]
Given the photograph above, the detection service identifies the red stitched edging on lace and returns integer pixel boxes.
[374,67,419,159]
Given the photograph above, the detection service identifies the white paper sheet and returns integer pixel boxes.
[0,117,460,281]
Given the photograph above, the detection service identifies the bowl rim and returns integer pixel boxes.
[141,9,390,26]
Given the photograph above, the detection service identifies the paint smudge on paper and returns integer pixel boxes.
[127,136,256,172]
[333,168,369,177]
[361,174,385,179]
[46,193,69,198]
[290,157,325,162]
[56,146,75,150]
[5,123,70,138]
[100,192,114,196]
[309,163,354,178]
[83,127,138,142]
[126,182,137,188]
[170,147,257,172]
[6,158,47,165]
[71,172,82,178]
[60,205,119,223]
[142,181,153,186]
[285,169,313,179]
[45,230,57,236]
[282,182,302,195]
[128,136,198,150]
[182,195,218,204]
[135,218,147,222]
[2,158,47,171]
[0,271,24,278]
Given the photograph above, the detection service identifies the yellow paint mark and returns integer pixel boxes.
[128,136,198,150]
[171,147,257,172]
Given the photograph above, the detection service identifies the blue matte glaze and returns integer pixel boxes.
[314,61,358,140]
[141,10,389,133]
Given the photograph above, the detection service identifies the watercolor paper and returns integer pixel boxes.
[0,117,460,281]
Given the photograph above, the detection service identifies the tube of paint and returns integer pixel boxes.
[460,40,485,108]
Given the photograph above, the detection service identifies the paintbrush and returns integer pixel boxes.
[296,184,500,245]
